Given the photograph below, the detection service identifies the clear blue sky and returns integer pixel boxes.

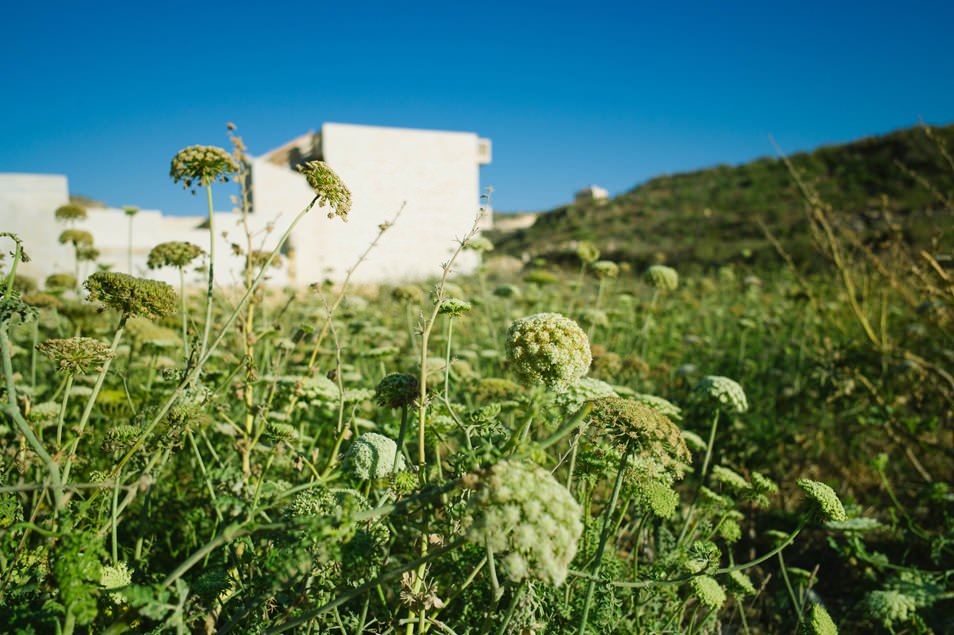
[2,0,953,216]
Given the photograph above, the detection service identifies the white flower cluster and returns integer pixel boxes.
[506,313,591,390]
[695,375,748,413]
[464,460,583,586]
[347,433,406,480]
[553,376,618,414]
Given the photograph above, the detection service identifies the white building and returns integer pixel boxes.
[574,184,609,203]
[0,122,492,287]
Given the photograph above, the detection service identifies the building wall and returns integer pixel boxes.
[2,123,491,288]
[253,122,491,284]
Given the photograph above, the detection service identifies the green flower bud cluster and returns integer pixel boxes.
[58,229,94,247]
[590,260,620,280]
[506,313,591,390]
[576,241,600,264]
[391,285,425,304]
[347,432,406,480]
[803,603,838,634]
[695,375,748,413]
[689,574,726,610]
[147,241,205,269]
[22,292,63,310]
[492,284,521,299]
[586,396,691,468]
[246,249,283,270]
[646,265,679,290]
[125,317,180,348]
[463,459,583,586]
[28,401,60,422]
[36,337,115,375]
[437,298,472,317]
[472,377,524,402]
[632,393,683,420]
[797,479,847,522]
[465,236,495,253]
[374,373,419,409]
[84,272,177,319]
[728,570,757,596]
[54,203,88,223]
[45,273,77,291]
[864,590,918,629]
[169,145,238,190]
[297,160,352,220]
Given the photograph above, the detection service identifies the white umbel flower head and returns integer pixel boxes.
[463,460,583,586]
[347,432,406,480]
[506,313,591,390]
[695,375,748,413]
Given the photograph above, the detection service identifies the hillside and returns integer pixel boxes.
[489,123,954,267]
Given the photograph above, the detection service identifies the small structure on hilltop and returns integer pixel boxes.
[574,184,609,203]
[0,123,492,286]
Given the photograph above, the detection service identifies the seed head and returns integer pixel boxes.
[374,373,419,409]
[54,203,87,223]
[297,160,352,220]
[84,272,177,319]
[58,229,94,247]
[36,337,114,375]
[147,241,205,269]
[347,432,405,480]
[463,459,582,586]
[169,145,238,190]
[506,313,591,390]
[646,264,679,290]
[797,479,847,522]
[695,375,748,413]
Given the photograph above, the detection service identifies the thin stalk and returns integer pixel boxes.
[179,266,189,361]
[443,317,454,403]
[55,374,74,449]
[111,465,122,562]
[198,182,216,366]
[778,550,803,629]
[0,327,64,511]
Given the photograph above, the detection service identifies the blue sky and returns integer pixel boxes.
[2,0,953,216]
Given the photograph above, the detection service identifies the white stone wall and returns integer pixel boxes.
[253,122,492,284]
[1,123,491,288]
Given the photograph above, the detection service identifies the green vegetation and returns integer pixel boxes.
[491,123,954,267]
[0,125,951,634]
